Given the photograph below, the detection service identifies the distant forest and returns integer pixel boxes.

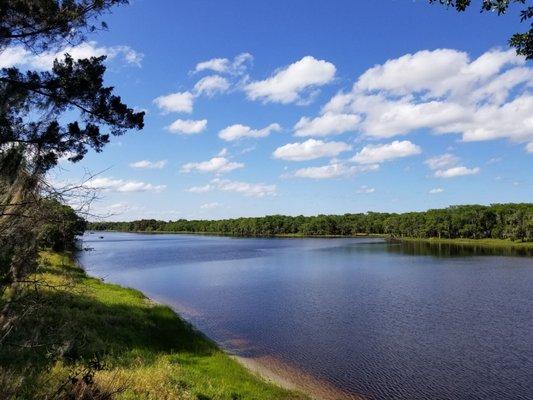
[88,203,533,241]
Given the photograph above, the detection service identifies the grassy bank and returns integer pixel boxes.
[0,252,307,400]
[396,237,533,249]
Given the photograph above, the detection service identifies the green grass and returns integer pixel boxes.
[0,252,307,400]
[396,237,533,249]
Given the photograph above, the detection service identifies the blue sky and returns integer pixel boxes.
[7,0,532,220]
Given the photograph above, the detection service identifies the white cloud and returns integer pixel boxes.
[424,153,460,170]
[195,58,230,73]
[0,45,28,68]
[187,178,276,197]
[273,139,351,161]
[424,153,480,178]
[435,166,480,178]
[167,118,207,134]
[194,53,253,75]
[292,163,378,180]
[186,184,212,194]
[321,48,533,145]
[0,41,143,70]
[84,177,166,193]
[526,142,533,153]
[218,123,281,141]
[244,56,336,104]
[355,49,470,95]
[218,148,228,157]
[352,140,421,164]
[293,113,361,137]
[194,75,230,97]
[200,202,220,210]
[153,92,194,114]
[429,188,444,194]
[129,160,167,169]
[357,185,375,194]
[181,157,244,174]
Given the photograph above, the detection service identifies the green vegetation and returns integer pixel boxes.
[398,237,533,249]
[89,203,533,242]
[429,1,533,60]
[0,252,306,400]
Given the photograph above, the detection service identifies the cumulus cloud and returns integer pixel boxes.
[194,75,230,96]
[0,41,143,70]
[181,157,244,174]
[167,118,207,134]
[526,142,533,153]
[293,113,361,137]
[218,123,281,141]
[195,58,230,73]
[273,139,351,161]
[352,140,421,164]
[158,57,245,115]
[425,153,480,178]
[321,48,533,146]
[129,160,167,169]
[429,188,444,194]
[244,56,336,104]
[292,163,378,179]
[194,53,253,75]
[153,92,194,113]
[187,178,276,197]
[84,177,166,193]
[424,153,459,170]
[435,166,480,178]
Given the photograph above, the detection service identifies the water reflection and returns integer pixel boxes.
[387,240,533,257]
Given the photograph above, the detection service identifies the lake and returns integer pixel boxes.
[79,232,533,400]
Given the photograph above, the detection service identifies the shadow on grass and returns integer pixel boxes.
[0,267,216,396]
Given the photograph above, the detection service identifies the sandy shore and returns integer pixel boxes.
[232,354,363,400]
[106,283,363,400]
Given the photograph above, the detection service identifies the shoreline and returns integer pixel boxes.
[9,252,309,399]
[78,253,362,400]
[88,230,533,249]
[88,230,383,239]
[396,236,533,249]
[232,354,362,400]
[112,288,363,400]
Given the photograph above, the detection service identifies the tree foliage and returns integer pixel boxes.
[0,0,140,352]
[1,0,144,173]
[36,198,87,251]
[430,0,533,59]
[0,0,142,286]
[90,204,533,242]
[0,0,128,51]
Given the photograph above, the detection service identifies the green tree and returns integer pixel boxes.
[430,0,533,59]
[37,199,87,251]
[0,0,143,348]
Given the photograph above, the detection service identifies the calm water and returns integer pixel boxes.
[79,233,533,400]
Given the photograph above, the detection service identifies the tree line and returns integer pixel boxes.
[89,203,533,241]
